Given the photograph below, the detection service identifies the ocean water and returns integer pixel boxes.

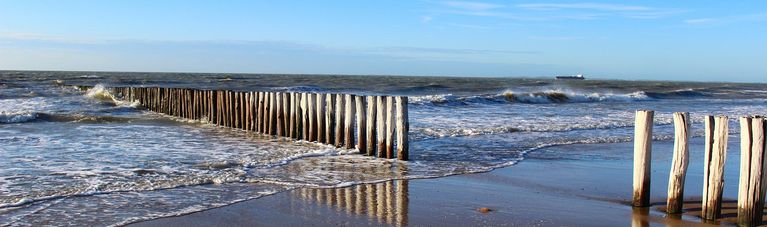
[1,71,767,226]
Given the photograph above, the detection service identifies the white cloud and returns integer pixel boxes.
[426,1,683,21]
[684,18,717,24]
[684,14,767,25]
[442,1,505,11]
[516,3,651,11]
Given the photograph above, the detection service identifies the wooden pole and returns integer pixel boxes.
[296,93,303,139]
[335,94,345,147]
[702,116,729,220]
[317,93,326,143]
[258,92,265,133]
[242,92,248,129]
[248,92,254,131]
[235,92,241,128]
[302,93,309,141]
[282,92,289,135]
[396,96,409,161]
[345,94,355,149]
[376,96,386,158]
[289,93,296,138]
[356,96,366,154]
[276,92,284,136]
[326,94,335,144]
[738,117,767,226]
[666,112,689,213]
[216,91,222,126]
[308,93,316,142]
[208,90,214,123]
[366,96,377,156]
[270,92,277,135]
[227,91,233,127]
[633,110,654,207]
[385,96,395,158]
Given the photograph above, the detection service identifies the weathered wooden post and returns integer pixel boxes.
[385,96,395,158]
[345,94,355,149]
[276,92,284,136]
[702,116,729,220]
[396,96,409,161]
[738,117,754,225]
[633,110,654,207]
[356,96,367,154]
[325,94,335,144]
[666,112,689,213]
[301,93,312,141]
[252,91,258,131]
[335,94,345,147]
[366,96,378,156]
[376,96,387,158]
[270,92,277,135]
[255,92,262,132]
[226,91,232,127]
[289,92,297,138]
[282,92,289,135]
[308,93,316,142]
[234,92,241,128]
[317,93,326,143]
[738,117,767,226]
[216,90,222,126]
[295,93,304,139]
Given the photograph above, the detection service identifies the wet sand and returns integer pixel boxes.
[132,138,751,226]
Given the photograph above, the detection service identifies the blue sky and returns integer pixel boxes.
[0,1,765,82]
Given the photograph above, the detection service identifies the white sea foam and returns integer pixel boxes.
[85,84,140,107]
[0,111,37,123]
[410,89,650,105]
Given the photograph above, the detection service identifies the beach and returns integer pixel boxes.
[133,138,748,226]
[2,71,766,226]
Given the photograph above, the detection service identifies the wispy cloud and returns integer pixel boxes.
[425,1,684,21]
[684,13,767,25]
[421,15,434,23]
[445,23,494,29]
[684,18,717,24]
[371,46,538,55]
[516,3,651,11]
[528,36,580,41]
[365,46,539,63]
[516,2,686,19]
[442,1,505,11]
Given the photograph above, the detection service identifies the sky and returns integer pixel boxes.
[0,1,765,82]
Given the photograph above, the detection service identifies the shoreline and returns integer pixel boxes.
[131,138,746,226]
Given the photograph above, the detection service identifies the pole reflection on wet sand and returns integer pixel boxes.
[294,180,410,226]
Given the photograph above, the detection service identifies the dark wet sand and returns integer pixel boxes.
[132,139,753,226]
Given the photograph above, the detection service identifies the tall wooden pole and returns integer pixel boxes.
[666,112,689,213]
[633,110,654,207]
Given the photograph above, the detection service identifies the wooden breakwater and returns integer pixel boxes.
[99,86,410,160]
[632,111,767,226]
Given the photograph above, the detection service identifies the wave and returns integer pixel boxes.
[410,89,651,105]
[0,111,38,123]
[644,88,710,99]
[85,84,139,107]
[78,75,102,79]
[0,112,137,124]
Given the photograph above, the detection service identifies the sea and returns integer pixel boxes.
[1,71,766,226]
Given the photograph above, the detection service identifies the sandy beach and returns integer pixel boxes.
[131,136,753,226]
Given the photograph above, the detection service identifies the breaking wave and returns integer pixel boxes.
[0,111,38,123]
[410,89,651,105]
[85,84,139,107]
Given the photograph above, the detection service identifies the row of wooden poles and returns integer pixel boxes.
[293,180,408,226]
[633,110,767,226]
[109,86,410,160]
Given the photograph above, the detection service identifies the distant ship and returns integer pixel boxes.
[555,74,585,80]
